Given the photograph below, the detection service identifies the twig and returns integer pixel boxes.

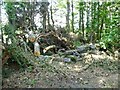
[36,31,53,41]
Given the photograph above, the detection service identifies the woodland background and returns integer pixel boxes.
[0,0,120,88]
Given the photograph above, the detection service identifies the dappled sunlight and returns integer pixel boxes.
[107,56,114,60]
[91,54,119,62]
[66,66,72,69]
[98,77,105,85]
[92,54,106,60]
[83,55,93,64]
[59,62,64,66]
[72,65,83,72]
[73,68,80,72]
[68,32,78,40]
[2,0,119,88]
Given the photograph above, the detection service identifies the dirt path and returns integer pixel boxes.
[2,52,119,88]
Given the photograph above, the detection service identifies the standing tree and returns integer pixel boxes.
[86,2,90,30]
[71,0,74,32]
[78,2,82,32]
[96,2,100,41]
[0,2,1,86]
[50,0,54,28]
[81,2,85,38]
[40,0,49,31]
[78,1,85,38]
[66,0,70,32]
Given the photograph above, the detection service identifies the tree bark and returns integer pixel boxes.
[66,0,70,32]
[71,0,74,32]
[97,2,100,40]
[0,1,2,56]
[50,4,54,27]
[0,1,2,88]
[47,9,50,29]
[79,2,82,31]
[86,2,90,29]
[100,18,104,39]
[81,2,84,38]
[43,12,47,31]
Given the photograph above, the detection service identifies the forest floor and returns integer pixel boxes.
[2,48,119,88]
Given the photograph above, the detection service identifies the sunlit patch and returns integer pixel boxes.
[107,56,114,60]
[69,32,78,39]
[59,62,64,65]
[8,39,12,45]
[74,67,80,71]
[66,66,72,69]
[73,65,82,72]
[98,78,105,84]
[92,54,105,60]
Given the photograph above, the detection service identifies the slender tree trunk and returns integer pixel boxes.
[71,0,74,32]
[86,2,90,29]
[93,2,96,29]
[91,2,94,31]
[97,2,100,40]
[43,12,46,31]
[81,2,84,38]
[79,5,82,31]
[99,3,106,40]
[85,2,90,41]
[31,2,37,30]
[47,9,50,29]
[0,1,2,82]
[0,2,3,44]
[100,18,104,39]
[90,2,96,44]
[0,2,1,41]
[66,0,70,32]
[82,11,84,37]
[50,4,54,27]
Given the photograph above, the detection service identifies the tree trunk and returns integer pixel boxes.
[86,2,90,29]
[43,12,46,31]
[100,18,104,39]
[81,2,84,38]
[66,0,70,32]
[0,1,2,87]
[50,4,54,27]
[91,2,94,31]
[79,7,81,31]
[47,9,50,29]
[71,0,74,32]
[97,2,100,41]
[0,1,2,55]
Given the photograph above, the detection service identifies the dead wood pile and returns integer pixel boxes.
[36,30,74,54]
[2,29,74,65]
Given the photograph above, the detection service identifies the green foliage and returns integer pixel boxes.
[3,24,16,37]
[73,41,81,47]
[100,2,120,51]
[4,2,16,23]
[57,0,66,8]
[100,28,120,51]
[7,43,32,67]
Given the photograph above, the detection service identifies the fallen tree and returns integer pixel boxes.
[36,31,74,54]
